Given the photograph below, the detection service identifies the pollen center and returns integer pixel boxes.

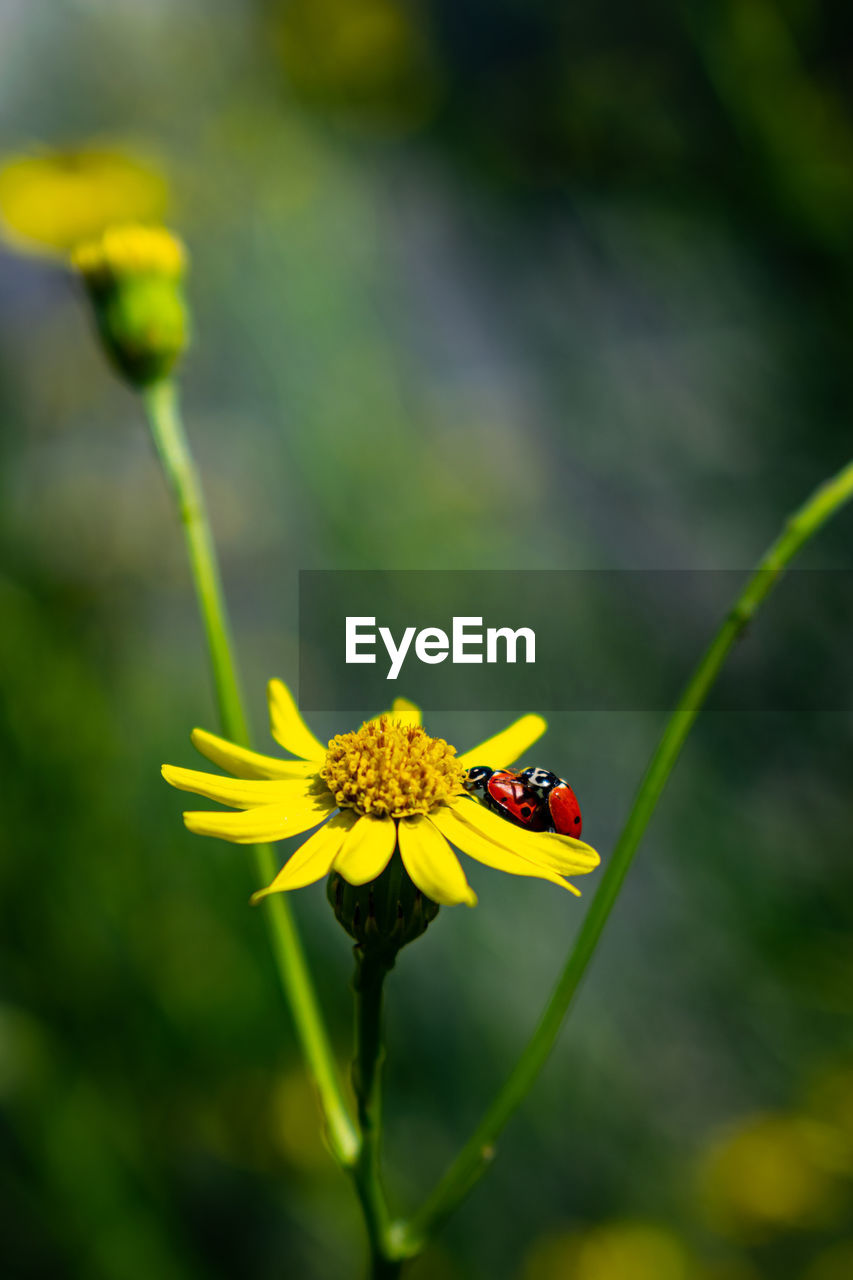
[321,718,464,818]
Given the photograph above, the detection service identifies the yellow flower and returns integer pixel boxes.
[162,680,600,908]
[698,1111,848,1238]
[71,224,189,386]
[522,1221,692,1280]
[71,223,186,287]
[273,0,440,133]
[0,147,168,255]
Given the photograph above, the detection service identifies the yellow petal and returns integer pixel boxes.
[397,815,477,907]
[431,805,580,894]
[163,763,324,810]
[451,796,600,875]
[391,697,421,726]
[334,815,397,886]
[182,795,335,844]
[268,679,328,761]
[191,728,319,780]
[0,148,168,255]
[369,698,422,728]
[457,714,547,770]
[251,811,356,902]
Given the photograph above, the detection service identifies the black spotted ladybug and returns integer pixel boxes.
[462,764,582,837]
[462,765,550,830]
[516,766,583,837]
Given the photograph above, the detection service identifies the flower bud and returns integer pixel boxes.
[71,224,189,387]
[327,849,439,969]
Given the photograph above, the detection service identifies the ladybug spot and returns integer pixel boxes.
[521,806,532,818]
[574,816,580,824]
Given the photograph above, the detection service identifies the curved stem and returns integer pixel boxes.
[143,379,358,1167]
[402,455,853,1250]
[350,953,399,1276]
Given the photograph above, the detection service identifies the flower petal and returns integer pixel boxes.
[268,679,328,761]
[182,795,335,844]
[451,796,600,875]
[369,698,422,728]
[391,697,421,726]
[397,815,477,907]
[251,811,357,902]
[163,763,324,810]
[457,714,547,770]
[431,805,580,894]
[334,815,398,886]
[191,728,319,780]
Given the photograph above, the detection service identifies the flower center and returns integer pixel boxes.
[321,717,464,818]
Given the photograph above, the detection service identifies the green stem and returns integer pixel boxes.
[402,455,853,1251]
[349,954,399,1277]
[143,379,358,1167]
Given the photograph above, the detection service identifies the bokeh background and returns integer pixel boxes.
[2,2,853,1278]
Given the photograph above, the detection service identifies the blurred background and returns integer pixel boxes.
[1,2,853,1277]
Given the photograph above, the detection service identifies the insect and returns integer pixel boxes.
[463,765,583,836]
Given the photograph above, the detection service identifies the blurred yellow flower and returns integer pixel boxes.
[272,0,440,130]
[0,147,168,255]
[72,222,185,286]
[522,1221,691,1280]
[71,224,189,386]
[163,680,599,907]
[698,1111,848,1239]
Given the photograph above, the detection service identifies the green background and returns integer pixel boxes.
[1,3,852,1278]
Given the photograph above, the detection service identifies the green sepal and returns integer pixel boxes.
[327,849,439,972]
[89,274,190,387]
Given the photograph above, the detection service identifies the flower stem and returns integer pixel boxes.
[350,953,399,1276]
[142,379,358,1167]
[401,454,853,1250]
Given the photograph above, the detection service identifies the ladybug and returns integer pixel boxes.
[516,766,583,837]
[462,766,551,831]
[463,765,583,837]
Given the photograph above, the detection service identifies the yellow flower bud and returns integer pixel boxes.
[71,224,189,387]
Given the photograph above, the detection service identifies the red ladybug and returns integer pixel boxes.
[516,766,583,837]
[462,766,550,830]
[463,765,582,837]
